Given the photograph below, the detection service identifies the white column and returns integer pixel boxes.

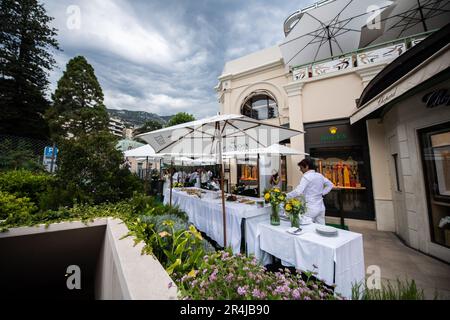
[283,81,306,189]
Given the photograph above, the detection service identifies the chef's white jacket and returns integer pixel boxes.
[287,170,334,223]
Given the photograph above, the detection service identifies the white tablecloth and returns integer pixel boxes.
[246,216,365,299]
[164,188,270,253]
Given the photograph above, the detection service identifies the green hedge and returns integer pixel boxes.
[0,191,37,220]
[0,170,55,204]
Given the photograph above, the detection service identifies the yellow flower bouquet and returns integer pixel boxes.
[264,188,287,226]
[284,196,307,228]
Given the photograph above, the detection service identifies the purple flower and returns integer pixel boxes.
[252,288,262,299]
[168,282,173,289]
[225,273,234,281]
[237,286,247,296]
[292,289,300,299]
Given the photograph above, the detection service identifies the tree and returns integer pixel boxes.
[134,119,163,135]
[56,132,143,204]
[0,0,59,139]
[166,112,195,127]
[47,56,109,139]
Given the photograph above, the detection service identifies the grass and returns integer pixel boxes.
[352,278,427,300]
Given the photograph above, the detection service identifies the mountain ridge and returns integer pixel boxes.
[107,108,173,128]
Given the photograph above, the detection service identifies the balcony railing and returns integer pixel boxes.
[291,30,436,82]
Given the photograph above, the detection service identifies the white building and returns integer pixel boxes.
[109,117,125,137]
[216,0,450,261]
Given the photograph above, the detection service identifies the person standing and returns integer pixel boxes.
[269,169,281,189]
[287,158,334,225]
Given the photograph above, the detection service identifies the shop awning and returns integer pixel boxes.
[350,23,450,124]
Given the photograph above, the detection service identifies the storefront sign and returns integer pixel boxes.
[320,127,347,143]
[422,88,450,108]
[377,87,397,107]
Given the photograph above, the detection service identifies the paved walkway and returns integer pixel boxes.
[351,227,450,299]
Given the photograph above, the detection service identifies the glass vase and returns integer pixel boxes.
[290,212,300,228]
[270,203,280,226]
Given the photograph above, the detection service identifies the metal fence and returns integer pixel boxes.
[0,134,57,172]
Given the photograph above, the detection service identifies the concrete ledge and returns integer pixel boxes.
[0,218,108,238]
[0,218,178,300]
[97,218,178,300]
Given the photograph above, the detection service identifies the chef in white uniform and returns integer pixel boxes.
[287,158,334,225]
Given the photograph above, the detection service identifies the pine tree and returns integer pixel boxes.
[47,56,109,139]
[0,0,59,139]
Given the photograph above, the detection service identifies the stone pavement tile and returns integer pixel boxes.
[355,227,450,299]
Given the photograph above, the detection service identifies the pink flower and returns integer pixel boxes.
[237,286,247,296]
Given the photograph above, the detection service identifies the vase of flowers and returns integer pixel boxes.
[284,196,307,228]
[264,188,286,226]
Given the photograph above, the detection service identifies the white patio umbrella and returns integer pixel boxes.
[223,144,309,196]
[124,144,159,158]
[359,0,450,47]
[136,114,303,247]
[223,143,309,157]
[279,0,392,70]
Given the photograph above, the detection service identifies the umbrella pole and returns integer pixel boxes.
[170,160,174,207]
[217,122,227,248]
[257,153,260,197]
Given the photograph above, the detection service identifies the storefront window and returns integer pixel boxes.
[310,146,373,219]
[420,122,450,248]
[280,156,287,191]
[235,158,259,197]
[304,120,375,220]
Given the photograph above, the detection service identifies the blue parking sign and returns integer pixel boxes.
[44,146,58,158]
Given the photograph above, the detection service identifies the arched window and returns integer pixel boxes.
[241,91,279,120]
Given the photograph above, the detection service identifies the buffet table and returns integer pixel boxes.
[163,187,270,253]
[245,216,365,298]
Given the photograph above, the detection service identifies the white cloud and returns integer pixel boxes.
[44,0,312,119]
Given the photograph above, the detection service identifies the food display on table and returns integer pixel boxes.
[238,198,256,205]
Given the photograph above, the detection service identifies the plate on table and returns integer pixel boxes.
[286,227,303,235]
[315,225,338,237]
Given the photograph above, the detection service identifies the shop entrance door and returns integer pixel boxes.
[419,121,450,248]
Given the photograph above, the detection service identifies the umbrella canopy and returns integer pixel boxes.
[279,0,392,70]
[223,143,309,157]
[123,144,160,158]
[135,114,303,156]
[359,0,450,47]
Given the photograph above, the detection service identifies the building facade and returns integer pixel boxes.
[109,117,125,137]
[216,2,450,261]
[351,25,450,262]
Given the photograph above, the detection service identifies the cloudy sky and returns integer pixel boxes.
[44,0,311,118]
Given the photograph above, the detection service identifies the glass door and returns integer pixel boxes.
[419,122,450,248]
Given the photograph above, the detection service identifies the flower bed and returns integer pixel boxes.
[175,250,342,300]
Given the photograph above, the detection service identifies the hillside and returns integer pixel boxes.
[107,109,173,128]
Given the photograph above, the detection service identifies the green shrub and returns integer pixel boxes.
[0,191,37,220]
[0,170,55,204]
[352,278,426,300]
[130,193,188,221]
